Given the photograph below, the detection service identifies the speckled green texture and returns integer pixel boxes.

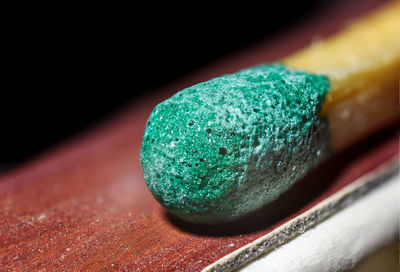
[140,64,330,224]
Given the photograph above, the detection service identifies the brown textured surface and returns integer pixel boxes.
[0,1,397,271]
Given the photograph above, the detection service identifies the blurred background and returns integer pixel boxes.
[0,0,380,172]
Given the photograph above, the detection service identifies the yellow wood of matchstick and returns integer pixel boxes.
[285,2,400,151]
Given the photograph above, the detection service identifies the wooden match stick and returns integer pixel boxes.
[140,2,400,224]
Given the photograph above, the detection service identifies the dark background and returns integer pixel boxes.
[1,0,337,170]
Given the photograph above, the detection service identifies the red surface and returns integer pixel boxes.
[0,1,397,271]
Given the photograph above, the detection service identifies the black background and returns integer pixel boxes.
[1,1,333,169]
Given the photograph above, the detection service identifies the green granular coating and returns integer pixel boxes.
[140,63,330,224]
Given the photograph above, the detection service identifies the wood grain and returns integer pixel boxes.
[0,1,397,271]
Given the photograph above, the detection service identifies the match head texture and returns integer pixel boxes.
[140,64,330,224]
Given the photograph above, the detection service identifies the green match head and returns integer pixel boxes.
[140,63,330,224]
